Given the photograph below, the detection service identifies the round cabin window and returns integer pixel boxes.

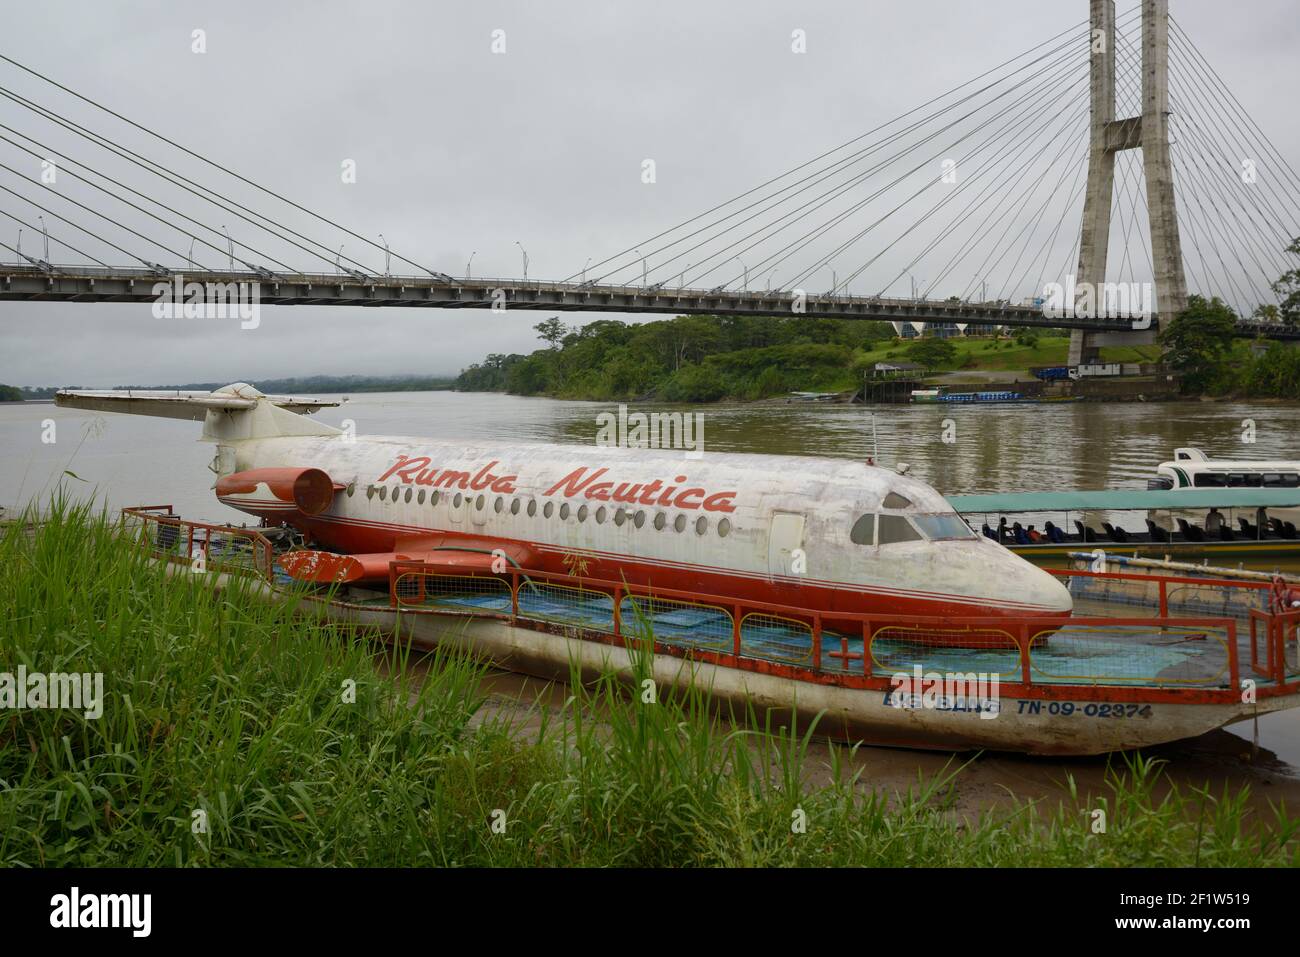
[717,518,731,537]
[654,512,667,531]
[695,516,708,535]
[596,506,607,524]
[673,514,686,533]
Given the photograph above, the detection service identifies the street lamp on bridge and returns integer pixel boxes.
[515,241,529,281]
[466,251,476,279]
[730,255,748,292]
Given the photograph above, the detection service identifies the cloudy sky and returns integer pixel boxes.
[1,0,1297,387]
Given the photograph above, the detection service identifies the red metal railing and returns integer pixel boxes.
[383,560,1278,703]
[123,505,274,581]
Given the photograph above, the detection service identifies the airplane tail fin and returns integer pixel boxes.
[55,382,342,439]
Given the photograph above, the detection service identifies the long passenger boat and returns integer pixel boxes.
[950,489,1300,559]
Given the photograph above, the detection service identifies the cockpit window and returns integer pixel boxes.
[877,514,923,545]
[882,491,913,509]
[850,514,875,545]
[911,513,977,541]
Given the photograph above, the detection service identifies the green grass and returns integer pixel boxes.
[2,500,1297,866]
[861,336,1162,374]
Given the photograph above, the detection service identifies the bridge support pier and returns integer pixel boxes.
[1069,0,1187,366]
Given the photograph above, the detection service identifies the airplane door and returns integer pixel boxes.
[767,512,806,582]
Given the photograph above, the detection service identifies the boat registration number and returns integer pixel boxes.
[1015,701,1153,718]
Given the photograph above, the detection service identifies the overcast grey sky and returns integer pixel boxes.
[0,0,1297,387]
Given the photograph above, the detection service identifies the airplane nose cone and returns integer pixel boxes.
[1028,565,1074,614]
[982,542,1073,614]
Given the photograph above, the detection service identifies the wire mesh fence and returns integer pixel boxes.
[393,572,512,614]
[619,594,733,653]
[517,581,615,629]
[122,509,272,580]
[739,613,815,667]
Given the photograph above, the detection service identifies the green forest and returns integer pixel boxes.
[457,314,898,401]
[456,309,1300,402]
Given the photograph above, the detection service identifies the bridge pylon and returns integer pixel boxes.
[1068,0,1188,365]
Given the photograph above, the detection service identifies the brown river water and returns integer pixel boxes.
[5,391,1300,812]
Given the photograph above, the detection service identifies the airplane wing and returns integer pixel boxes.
[55,382,340,420]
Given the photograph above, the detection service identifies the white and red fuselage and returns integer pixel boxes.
[217,431,1073,624]
[53,383,1071,626]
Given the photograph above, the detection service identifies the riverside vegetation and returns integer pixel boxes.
[3,499,1299,867]
[456,311,1300,403]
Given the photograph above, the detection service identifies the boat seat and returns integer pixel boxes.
[1101,521,1130,543]
[1238,517,1258,537]
[1217,524,1235,541]
[1145,519,1171,543]
[1073,520,1099,543]
[1266,518,1298,539]
[1177,518,1206,542]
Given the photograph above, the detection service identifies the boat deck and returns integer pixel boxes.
[330,570,1285,691]
[128,507,1300,696]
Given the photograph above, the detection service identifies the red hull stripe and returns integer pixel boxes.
[293,510,1062,612]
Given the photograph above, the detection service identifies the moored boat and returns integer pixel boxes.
[123,505,1300,756]
[950,488,1300,559]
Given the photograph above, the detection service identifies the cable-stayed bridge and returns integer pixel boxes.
[1,0,1298,342]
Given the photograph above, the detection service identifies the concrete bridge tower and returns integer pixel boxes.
[1069,0,1188,365]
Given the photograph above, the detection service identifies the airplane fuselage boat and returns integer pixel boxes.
[55,384,1300,756]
